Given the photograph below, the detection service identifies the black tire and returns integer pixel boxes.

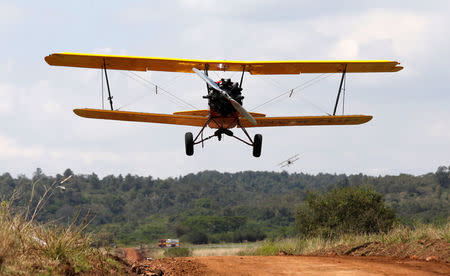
[253,134,262,157]
[185,132,194,156]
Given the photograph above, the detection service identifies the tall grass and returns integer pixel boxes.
[192,247,245,256]
[0,178,125,275]
[238,222,450,257]
[163,247,192,257]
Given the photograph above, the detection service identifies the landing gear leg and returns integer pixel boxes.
[185,132,194,156]
[253,134,262,157]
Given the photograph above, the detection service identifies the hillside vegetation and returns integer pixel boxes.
[0,166,448,245]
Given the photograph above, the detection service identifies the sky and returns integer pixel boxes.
[0,0,449,178]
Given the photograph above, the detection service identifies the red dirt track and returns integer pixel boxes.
[123,248,449,276]
[191,255,449,275]
[123,247,143,263]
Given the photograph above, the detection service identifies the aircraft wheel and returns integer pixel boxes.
[185,132,194,156]
[253,134,262,157]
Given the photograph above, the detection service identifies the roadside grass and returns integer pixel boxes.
[187,242,262,257]
[191,247,244,256]
[0,201,125,275]
[140,242,262,259]
[163,247,192,257]
[238,222,450,258]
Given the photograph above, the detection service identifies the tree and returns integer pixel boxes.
[63,168,73,178]
[295,186,396,238]
[436,166,449,188]
[185,230,208,244]
[33,168,43,181]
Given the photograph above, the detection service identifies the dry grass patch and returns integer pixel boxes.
[0,202,126,275]
[192,247,244,256]
[238,223,450,261]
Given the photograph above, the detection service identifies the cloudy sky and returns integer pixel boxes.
[1,0,449,178]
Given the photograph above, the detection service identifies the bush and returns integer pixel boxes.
[295,186,395,238]
[184,230,209,244]
[163,247,191,257]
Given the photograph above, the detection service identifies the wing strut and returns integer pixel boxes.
[204,64,210,95]
[103,59,114,110]
[333,64,347,115]
[239,65,246,88]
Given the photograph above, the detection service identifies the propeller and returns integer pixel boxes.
[192,68,257,125]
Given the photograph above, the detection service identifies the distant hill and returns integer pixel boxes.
[0,166,448,245]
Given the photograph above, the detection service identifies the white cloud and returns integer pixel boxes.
[0,136,43,158]
[308,9,433,59]
[427,118,450,140]
[93,48,114,54]
[0,3,23,29]
[42,101,62,114]
[329,39,360,59]
[80,151,120,165]
[0,83,16,113]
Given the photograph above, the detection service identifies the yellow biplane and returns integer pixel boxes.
[45,53,402,157]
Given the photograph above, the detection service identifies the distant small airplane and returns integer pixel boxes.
[278,154,300,168]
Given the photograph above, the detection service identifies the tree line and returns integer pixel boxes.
[0,166,448,245]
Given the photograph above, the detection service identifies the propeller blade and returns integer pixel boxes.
[229,98,257,125]
[192,67,257,125]
[192,68,224,92]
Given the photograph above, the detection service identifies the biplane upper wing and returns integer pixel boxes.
[73,108,208,127]
[45,53,403,74]
[239,115,372,127]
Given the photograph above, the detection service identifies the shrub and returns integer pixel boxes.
[184,230,209,244]
[295,186,395,238]
[163,247,191,257]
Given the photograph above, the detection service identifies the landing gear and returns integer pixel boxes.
[185,117,263,157]
[185,132,194,156]
[253,134,262,157]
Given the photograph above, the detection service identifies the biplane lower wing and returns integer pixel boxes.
[173,110,266,117]
[73,109,208,127]
[73,108,371,127]
[240,115,372,127]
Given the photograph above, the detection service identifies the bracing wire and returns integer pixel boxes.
[130,72,199,109]
[250,73,333,112]
[154,73,188,89]
[118,72,193,110]
[254,75,286,91]
[264,76,288,90]
[116,71,199,110]
[296,94,331,115]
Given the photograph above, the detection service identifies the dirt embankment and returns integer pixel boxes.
[311,238,449,263]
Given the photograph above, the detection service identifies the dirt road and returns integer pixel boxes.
[191,256,449,275]
[122,247,143,263]
[131,254,449,275]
